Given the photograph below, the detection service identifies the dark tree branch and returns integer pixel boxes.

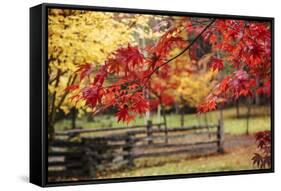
[145,19,216,81]
[49,70,67,84]
[103,19,216,90]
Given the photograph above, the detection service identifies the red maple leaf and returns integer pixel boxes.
[64,84,79,92]
[197,99,217,113]
[114,44,144,75]
[82,86,104,108]
[210,57,224,71]
[219,76,231,92]
[102,90,116,108]
[106,58,123,74]
[154,28,185,58]
[93,65,108,86]
[131,93,149,114]
[116,107,135,123]
[246,43,265,66]
[252,130,271,168]
[75,63,92,81]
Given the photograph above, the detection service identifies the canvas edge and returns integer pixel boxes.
[30,4,45,187]
[29,3,274,187]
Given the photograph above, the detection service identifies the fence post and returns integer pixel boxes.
[217,119,224,153]
[157,123,161,130]
[146,120,153,144]
[82,139,97,178]
[124,133,134,167]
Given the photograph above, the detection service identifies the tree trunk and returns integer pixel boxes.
[204,113,211,137]
[219,105,224,129]
[161,104,168,143]
[246,98,252,135]
[162,108,167,128]
[71,107,77,129]
[236,99,240,118]
[145,88,150,124]
[255,78,261,105]
[48,73,76,141]
[180,107,184,127]
[157,105,161,124]
[48,123,55,143]
[197,114,202,126]
[48,70,61,141]
[204,113,208,126]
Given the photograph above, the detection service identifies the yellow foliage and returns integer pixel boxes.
[48,9,137,118]
[47,9,171,120]
[171,53,217,108]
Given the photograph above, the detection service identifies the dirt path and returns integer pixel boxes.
[224,134,255,150]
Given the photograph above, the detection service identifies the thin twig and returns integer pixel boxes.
[144,19,216,81]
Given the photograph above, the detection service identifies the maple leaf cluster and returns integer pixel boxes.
[66,26,187,123]
[65,17,271,123]
[252,130,271,168]
[209,56,224,71]
[198,20,271,112]
[198,70,256,113]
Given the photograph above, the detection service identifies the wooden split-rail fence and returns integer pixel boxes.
[48,120,224,179]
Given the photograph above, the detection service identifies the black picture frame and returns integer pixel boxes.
[30,3,275,187]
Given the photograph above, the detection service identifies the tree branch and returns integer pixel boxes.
[145,19,216,81]
[103,19,216,91]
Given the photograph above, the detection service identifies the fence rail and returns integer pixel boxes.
[55,123,165,136]
[48,121,223,180]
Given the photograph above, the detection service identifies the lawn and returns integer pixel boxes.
[55,105,271,135]
[97,144,262,179]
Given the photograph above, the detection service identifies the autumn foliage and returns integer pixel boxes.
[66,18,271,124]
[49,12,274,170]
[197,20,271,112]
[252,130,271,168]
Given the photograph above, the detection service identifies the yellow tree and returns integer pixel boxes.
[48,9,171,137]
[171,53,218,126]
[48,9,138,137]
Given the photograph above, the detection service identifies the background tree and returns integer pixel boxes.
[48,9,177,136]
[172,52,217,126]
[48,9,138,137]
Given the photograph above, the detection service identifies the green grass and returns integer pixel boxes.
[55,105,271,135]
[97,144,261,179]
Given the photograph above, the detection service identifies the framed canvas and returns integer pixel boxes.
[30,3,274,187]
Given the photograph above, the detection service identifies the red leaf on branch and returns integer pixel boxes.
[75,63,92,81]
[246,43,265,66]
[253,130,271,168]
[209,33,217,44]
[154,28,185,58]
[210,57,224,71]
[116,107,135,123]
[114,44,144,75]
[106,58,123,74]
[93,65,108,86]
[65,84,79,92]
[252,153,263,167]
[219,76,231,92]
[197,99,217,113]
[102,88,116,108]
[82,86,104,108]
[131,92,149,114]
